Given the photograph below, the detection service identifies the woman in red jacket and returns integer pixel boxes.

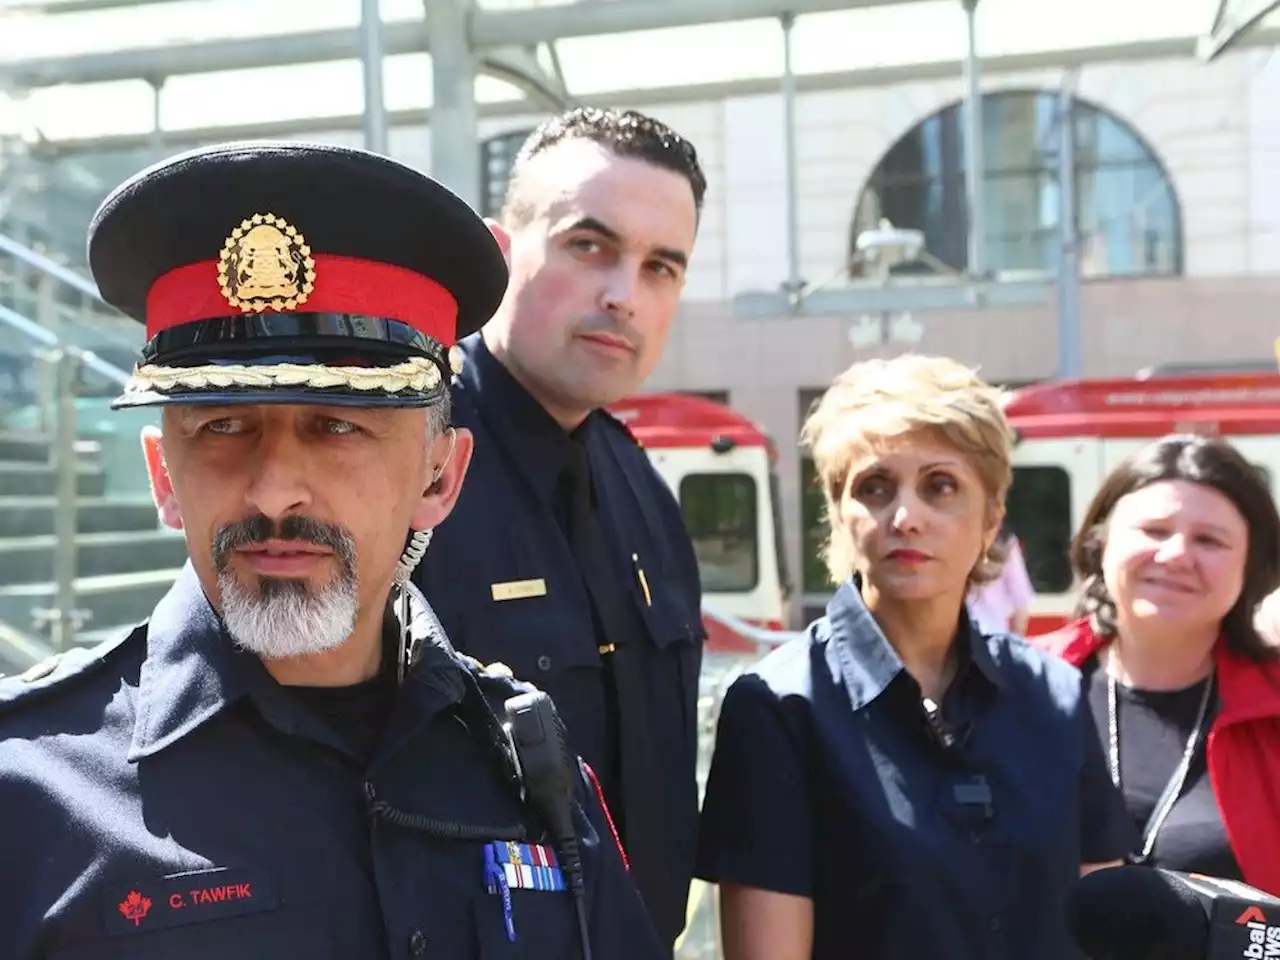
[1035,434,1280,893]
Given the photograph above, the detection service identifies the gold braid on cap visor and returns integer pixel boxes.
[123,355,444,395]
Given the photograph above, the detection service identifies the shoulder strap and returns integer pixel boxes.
[596,407,644,449]
[0,624,141,716]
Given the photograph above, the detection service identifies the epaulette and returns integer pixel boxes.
[597,408,644,450]
[457,653,512,678]
[0,623,142,715]
[446,653,544,796]
[456,653,539,702]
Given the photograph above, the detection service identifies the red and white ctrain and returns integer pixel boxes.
[608,393,791,654]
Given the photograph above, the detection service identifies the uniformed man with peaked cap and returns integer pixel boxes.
[0,141,664,960]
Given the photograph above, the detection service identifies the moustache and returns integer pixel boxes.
[573,315,642,353]
[212,514,356,576]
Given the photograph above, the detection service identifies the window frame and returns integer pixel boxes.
[850,89,1184,281]
[479,128,537,219]
[1006,463,1075,595]
[678,471,761,594]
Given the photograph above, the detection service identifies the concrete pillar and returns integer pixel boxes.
[148,78,165,158]
[425,0,480,207]
[360,0,389,155]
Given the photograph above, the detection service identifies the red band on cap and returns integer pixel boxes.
[145,254,459,345]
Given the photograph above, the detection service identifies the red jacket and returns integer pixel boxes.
[1035,619,1280,895]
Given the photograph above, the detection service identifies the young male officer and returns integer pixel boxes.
[0,141,665,960]
[414,107,707,953]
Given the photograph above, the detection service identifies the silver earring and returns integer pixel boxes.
[395,528,433,586]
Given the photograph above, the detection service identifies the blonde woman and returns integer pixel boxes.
[694,356,1133,960]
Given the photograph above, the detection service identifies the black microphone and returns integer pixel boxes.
[503,691,593,960]
[1066,865,1280,960]
[921,697,972,754]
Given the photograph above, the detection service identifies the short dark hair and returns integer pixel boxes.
[1070,434,1280,662]
[501,107,707,226]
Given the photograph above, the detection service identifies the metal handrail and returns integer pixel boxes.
[0,230,132,385]
[697,607,801,722]
[0,231,135,652]
[0,301,129,385]
[701,605,805,653]
[0,231,105,305]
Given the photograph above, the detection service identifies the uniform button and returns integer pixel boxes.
[988,918,1001,933]
[409,929,428,956]
[536,655,552,672]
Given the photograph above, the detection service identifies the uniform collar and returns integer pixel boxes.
[825,576,1004,712]
[128,563,468,762]
[454,332,596,504]
[127,563,257,761]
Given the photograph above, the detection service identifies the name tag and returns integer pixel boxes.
[491,579,547,602]
[104,867,278,936]
[954,776,992,808]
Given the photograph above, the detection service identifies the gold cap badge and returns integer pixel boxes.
[217,213,316,313]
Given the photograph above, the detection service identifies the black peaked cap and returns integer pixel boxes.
[87,140,509,409]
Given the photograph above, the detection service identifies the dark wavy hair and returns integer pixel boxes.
[502,107,707,226]
[1070,435,1280,662]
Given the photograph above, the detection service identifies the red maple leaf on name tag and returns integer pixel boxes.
[118,891,153,927]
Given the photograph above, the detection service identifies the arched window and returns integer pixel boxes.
[851,91,1183,280]
[479,128,536,219]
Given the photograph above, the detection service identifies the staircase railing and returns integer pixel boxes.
[0,300,130,388]
[0,229,135,654]
[0,232,103,303]
[0,230,143,372]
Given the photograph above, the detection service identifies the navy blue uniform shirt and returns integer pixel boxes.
[695,578,1135,960]
[414,333,704,948]
[0,564,665,960]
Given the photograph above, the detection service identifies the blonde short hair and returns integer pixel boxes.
[800,354,1016,586]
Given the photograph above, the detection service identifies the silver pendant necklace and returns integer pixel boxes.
[1106,656,1215,865]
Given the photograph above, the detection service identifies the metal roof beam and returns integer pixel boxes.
[1197,0,1280,59]
[33,25,1280,156]
[0,0,188,13]
[479,46,573,112]
[470,0,919,46]
[30,100,540,158]
[0,22,430,88]
[0,0,916,89]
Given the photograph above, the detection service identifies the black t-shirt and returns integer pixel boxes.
[289,661,398,763]
[1085,660,1242,879]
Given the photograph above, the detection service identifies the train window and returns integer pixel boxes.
[680,473,759,593]
[1006,466,1074,594]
